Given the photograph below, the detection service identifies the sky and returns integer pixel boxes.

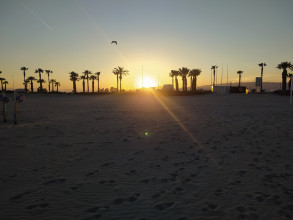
[0,0,293,92]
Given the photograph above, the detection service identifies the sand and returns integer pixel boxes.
[0,93,293,219]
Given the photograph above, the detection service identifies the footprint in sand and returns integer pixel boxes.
[42,178,66,185]
[154,202,174,211]
[86,170,99,177]
[26,202,50,210]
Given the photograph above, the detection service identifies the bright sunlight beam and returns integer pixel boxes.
[138,76,157,88]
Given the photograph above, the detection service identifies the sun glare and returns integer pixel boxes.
[138,77,157,88]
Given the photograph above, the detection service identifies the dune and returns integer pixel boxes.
[0,93,293,219]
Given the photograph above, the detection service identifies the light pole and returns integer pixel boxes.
[258,63,266,92]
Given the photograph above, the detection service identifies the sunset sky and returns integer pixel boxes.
[1,0,293,92]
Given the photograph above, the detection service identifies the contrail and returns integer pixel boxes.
[18,0,53,31]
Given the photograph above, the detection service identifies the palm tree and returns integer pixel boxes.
[55,82,60,92]
[89,75,97,93]
[237,70,244,87]
[69,71,79,93]
[83,70,92,93]
[288,73,293,90]
[171,70,180,92]
[276,62,293,91]
[45,70,53,92]
[80,75,86,93]
[169,70,176,90]
[179,67,190,92]
[50,79,56,92]
[20,67,28,92]
[113,66,129,92]
[0,77,5,91]
[3,81,8,91]
[37,79,46,92]
[211,65,218,86]
[258,63,266,91]
[27,76,37,93]
[189,69,202,91]
[112,68,119,91]
[95,72,101,92]
[35,68,44,92]
[24,79,30,92]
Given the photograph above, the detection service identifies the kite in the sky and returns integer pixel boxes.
[111,41,117,45]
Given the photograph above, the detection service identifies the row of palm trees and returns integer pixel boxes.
[1,61,292,94]
[69,70,101,93]
[21,67,61,93]
[0,71,9,91]
[69,66,129,93]
[169,67,202,92]
[169,62,293,92]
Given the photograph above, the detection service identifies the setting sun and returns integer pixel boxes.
[138,76,157,88]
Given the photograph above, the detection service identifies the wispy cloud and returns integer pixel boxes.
[18,0,53,31]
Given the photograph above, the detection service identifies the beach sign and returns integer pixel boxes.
[1,92,9,122]
[13,91,25,124]
[16,94,25,103]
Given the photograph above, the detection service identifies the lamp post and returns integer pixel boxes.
[258,63,266,92]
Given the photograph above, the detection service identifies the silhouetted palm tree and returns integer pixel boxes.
[27,76,37,93]
[55,82,60,92]
[35,68,44,92]
[189,69,201,91]
[24,79,30,92]
[169,70,177,91]
[95,72,101,92]
[45,70,53,92]
[83,70,92,93]
[258,63,266,91]
[113,66,129,92]
[37,79,46,92]
[3,81,8,91]
[69,71,79,93]
[80,75,86,93]
[276,62,293,91]
[113,68,119,91]
[172,70,180,92]
[211,65,218,86]
[237,70,244,87]
[179,67,190,92]
[288,73,293,90]
[20,67,28,92]
[89,75,97,93]
[50,79,56,92]
[0,77,5,91]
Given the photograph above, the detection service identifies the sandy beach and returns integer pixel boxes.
[0,93,293,219]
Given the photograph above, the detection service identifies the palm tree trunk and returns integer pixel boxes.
[23,71,27,92]
[48,75,50,92]
[194,76,197,91]
[119,74,122,92]
[92,81,94,93]
[116,74,119,91]
[175,77,179,92]
[87,77,89,93]
[239,74,241,87]
[39,73,42,92]
[98,77,100,92]
[31,80,34,93]
[82,80,85,93]
[172,76,174,90]
[73,80,76,93]
[282,70,287,91]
